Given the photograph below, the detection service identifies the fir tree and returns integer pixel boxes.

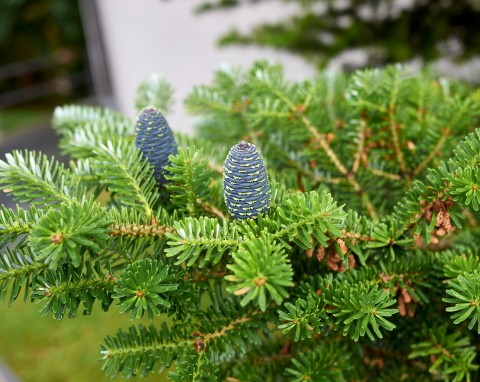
[191,0,480,70]
[2,63,480,381]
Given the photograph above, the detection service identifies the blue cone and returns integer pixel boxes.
[223,141,271,219]
[135,107,178,185]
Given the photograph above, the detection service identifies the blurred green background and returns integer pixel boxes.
[0,0,91,136]
[193,0,480,74]
[0,301,164,381]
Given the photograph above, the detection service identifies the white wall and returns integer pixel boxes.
[94,0,316,133]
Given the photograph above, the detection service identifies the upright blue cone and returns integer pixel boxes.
[135,107,178,185]
[223,141,271,219]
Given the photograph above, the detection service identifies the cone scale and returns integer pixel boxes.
[134,107,178,185]
[223,141,271,219]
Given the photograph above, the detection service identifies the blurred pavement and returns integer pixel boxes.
[0,361,17,382]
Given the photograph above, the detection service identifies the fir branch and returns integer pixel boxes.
[329,283,398,341]
[58,123,132,159]
[226,231,294,311]
[52,104,132,135]
[272,191,346,248]
[248,64,347,178]
[302,114,378,217]
[0,246,48,305]
[102,207,174,265]
[52,105,134,159]
[29,199,113,268]
[409,324,479,381]
[413,98,474,176]
[110,221,171,238]
[135,74,175,114]
[0,205,40,250]
[113,259,178,320]
[351,116,367,174]
[443,270,480,333]
[413,129,450,177]
[94,140,159,218]
[386,71,408,180]
[33,261,116,319]
[202,314,252,345]
[166,217,240,267]
[165,147,213,217]
[186,86,238,115]
[447,166,480,210]
[285,343,352,381]
[191,303,267,357]
[101,323,190,378]
[444,253,480,279]
[366,166,402,181]
[278,295,325,342]
[168,349,219,382]
[0,151,83,206]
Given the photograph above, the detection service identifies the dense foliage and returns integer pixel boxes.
[2,63,480,380]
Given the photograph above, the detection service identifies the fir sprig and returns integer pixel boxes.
[285,343,352,382]
[165,216,240,267]
[165,147,213,217]
[272,190,346,249]
[94,140,160,218]
[443,270,480,333]
[0,245,47,305]
[135,74,175,114]
[330,283,398,341]
[52,104,134,159]
[29,199,112,268]
[278,294,325,341]
[409,324,479,382]
[113,259,178,320]
[225,231,294,311]
[32,260,115,319]
[101,323,187,378]
[0,205,40,250]
[0,150,83,206]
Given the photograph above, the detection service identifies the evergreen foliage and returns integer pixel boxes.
[2,62,480,380]
[188,0,480,71]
